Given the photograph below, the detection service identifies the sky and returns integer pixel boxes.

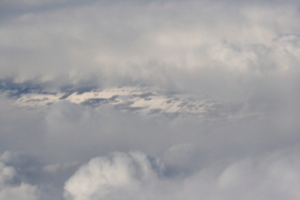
[1,0,300,199]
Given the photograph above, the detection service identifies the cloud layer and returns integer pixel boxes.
[1,0,300,199]
[0,0,299,92]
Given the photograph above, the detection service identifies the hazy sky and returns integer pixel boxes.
[1,0,300,199]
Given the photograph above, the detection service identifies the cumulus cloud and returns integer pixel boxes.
[64,148,300,200]
[64,152,165,200]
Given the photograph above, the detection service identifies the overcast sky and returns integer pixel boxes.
[1,0,300,199]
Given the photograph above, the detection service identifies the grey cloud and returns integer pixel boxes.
[1,0,300,199]
[1,83,300,199]
[0,152,39,200]
[0,0,298,79]
[163,143,208,177]
[0,0,299,104]
[1,91,299,165]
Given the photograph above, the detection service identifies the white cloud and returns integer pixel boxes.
[64,148,300,200]
[64,151,164,200]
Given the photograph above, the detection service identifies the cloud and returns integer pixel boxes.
[1,0,300,199]
[162,143,208,177]
[64,151,165,200]
[64,147,300,200]
[0,0,299,94]
[1,90,299,167]
[0,0,299,107]
[0,152,39,200]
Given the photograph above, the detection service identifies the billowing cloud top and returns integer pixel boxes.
[64,152,165,200]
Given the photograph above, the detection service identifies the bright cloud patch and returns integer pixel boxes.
[64,152,165,200]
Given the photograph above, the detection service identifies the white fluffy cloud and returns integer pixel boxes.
[64,152,165,200]
[64,148,300,200]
